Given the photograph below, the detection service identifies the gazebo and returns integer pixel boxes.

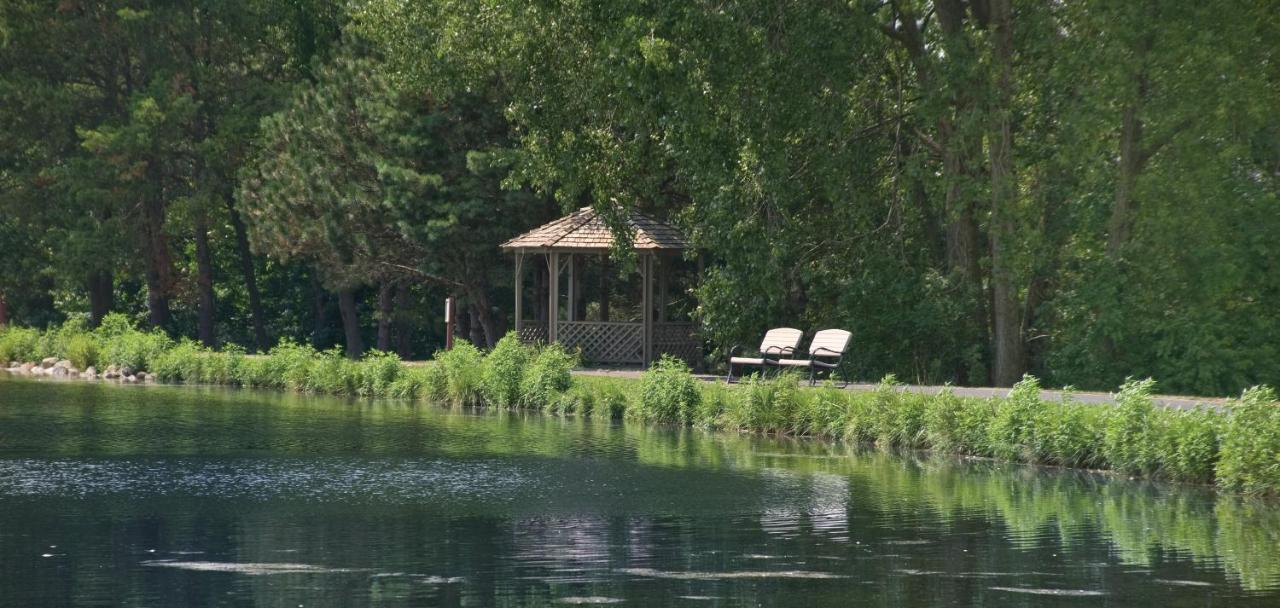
[501,206,700,367]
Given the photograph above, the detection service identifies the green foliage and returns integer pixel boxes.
[99,327,173,372]
[987,376,1050,462]
[480,333,529,408]
[1217,387,1280,494]
[725,373,803,434]
[388,366,433,399]
[519,343,576,409]
[64,334,101,369]
[1101,378,1159,473]
[432,341,485,406]
[634,356,702,424]
[355,351,403,397]
[0,326,40,364]
[1156,407,1221,483]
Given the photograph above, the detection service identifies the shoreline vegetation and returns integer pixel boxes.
[2,315,1279,496]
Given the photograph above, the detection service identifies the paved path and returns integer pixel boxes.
[572,368,1226,411]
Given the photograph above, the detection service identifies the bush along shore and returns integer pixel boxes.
[3,316,1280,496]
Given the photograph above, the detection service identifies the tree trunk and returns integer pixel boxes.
[226,198,269,351]
[142,192,173,330]
[468,304,486,347]
[376,281,393,352]
[987,0,1026,387]
[394,283,411,358]
[0,291,8,329]
[337,288,364,358]
[194,212,216,348]
[1108,103,1143,259]
[311,273,329,349]
[87,270,113,327]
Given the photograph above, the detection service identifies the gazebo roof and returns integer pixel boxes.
[501,206,688,253]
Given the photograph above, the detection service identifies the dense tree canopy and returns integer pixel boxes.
[2,0,1278,395]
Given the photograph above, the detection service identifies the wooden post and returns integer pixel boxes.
[445,296,455,351]
[548,251,560,344]
[566,253,576,322]
[642,254,653,366]
[513,253,524,335]
[657,255,669,323]
[598,254,610,322]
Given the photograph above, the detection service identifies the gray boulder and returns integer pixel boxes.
[120,365,136,377]
[40,357,58,368]
[50,366,69,377]
[18,363,33,374]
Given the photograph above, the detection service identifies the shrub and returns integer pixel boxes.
[0,326,41,364]
[201,347,246,386]
[923,388,968,452]
[592,380,633,419]
[693,381,735,428]
[388,366,433,399]
[1032,399,1102,467]
[95,313,135,338]
[150,340,203,383]
[726,372,802,433]
[305,349,358,395]
[634,356,702,424]
[844,375,909,445]
[34,318,93,362]
[1216,386,1280,494]
[987,375,1049,462]
[101,329,173,372]
[433,341,485,406]
[1157,406,1221,483]
[355,351,403,397]
[64,334,101,369]
[1101,378,1158,473]
[480,333,530,408]
[519,343,576,408]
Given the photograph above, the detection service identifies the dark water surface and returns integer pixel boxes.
[2,377,1278,607]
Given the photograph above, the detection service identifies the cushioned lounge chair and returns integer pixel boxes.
[768,329,852,386]
[726,327,803,383]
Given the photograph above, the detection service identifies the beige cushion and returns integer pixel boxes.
[774,358,813,367]
[730,357,765,366]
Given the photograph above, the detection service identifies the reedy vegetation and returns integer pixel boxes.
[2,319,1278,495]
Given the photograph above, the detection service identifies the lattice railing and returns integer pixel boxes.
[654,322,702,368]
[559,321,644,364]
[517,322,547,345]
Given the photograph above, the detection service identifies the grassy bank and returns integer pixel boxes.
[3,316,1279,495]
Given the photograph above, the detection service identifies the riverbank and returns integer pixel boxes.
[2,317,1279,495]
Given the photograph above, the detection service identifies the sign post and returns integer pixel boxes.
[444,297,455,351]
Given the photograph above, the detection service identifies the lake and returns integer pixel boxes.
[1,375,1278,607]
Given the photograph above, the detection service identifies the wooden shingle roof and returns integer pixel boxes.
[501,206,688,252]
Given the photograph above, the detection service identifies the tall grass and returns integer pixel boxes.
[3,320,1280,495]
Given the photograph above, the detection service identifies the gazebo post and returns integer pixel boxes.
[566,253,576,322]
[642,254,653,365]
[657,255,669,323]
[548,251,559,343]
[514,253,524,335]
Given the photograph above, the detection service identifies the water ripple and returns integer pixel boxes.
[0,458,528,502]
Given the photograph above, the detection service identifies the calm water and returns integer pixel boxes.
[1,377,1279,607]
